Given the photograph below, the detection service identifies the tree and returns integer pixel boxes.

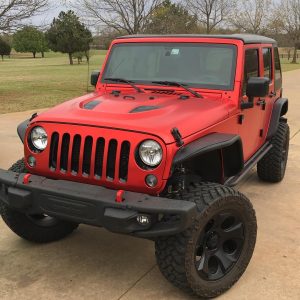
[185,0,234,34]
[0,37,11,60]
[145,0,198,34]
[13,26,48,58]
[230,0,272,34]
[46,11,92,65]
[75,0,164,34]
[274,0,300,63]
[0,0,48,33]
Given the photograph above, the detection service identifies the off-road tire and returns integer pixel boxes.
[0,159,78,243]
[155,182,257,299]
[257,121,290,182]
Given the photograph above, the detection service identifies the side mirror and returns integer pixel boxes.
[91,71,100,87]
[246,77,270,99]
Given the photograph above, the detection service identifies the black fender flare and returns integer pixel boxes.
[267,98,288,140]
[17,119,30,144]
[173,133,244,178]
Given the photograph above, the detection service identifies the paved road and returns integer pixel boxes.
[0,70,300,300]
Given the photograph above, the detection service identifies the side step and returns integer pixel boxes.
[225,143,273,187]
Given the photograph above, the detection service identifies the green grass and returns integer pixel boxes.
[0,52,299,114]
[0,50,107,114]
[280,58,300,72]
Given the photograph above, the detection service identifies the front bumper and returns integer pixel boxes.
[0,170,197,238]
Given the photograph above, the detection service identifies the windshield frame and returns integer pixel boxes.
[101,42,238,91]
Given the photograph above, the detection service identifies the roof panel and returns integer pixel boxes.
[116,34,277,45]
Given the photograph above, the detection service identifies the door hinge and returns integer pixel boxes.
[260,129,264,137]
[238,114,244,124]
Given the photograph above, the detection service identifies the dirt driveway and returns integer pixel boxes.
[0,70,299,300]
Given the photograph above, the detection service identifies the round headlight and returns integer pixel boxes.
[139,140,162,167]
[30,126,48,151]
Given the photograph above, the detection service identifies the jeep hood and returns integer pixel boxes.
[33,92,230,144]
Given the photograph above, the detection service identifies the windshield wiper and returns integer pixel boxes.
[104,78,144,93]
[152,81,203,98]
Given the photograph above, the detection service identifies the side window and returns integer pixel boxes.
[243,49,259,94]
[263,48,272,79]
[274,47,282,90]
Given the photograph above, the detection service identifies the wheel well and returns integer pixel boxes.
[171,134,244,184]
[184,140,243,183]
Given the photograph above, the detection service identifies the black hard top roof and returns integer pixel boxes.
[117,34,277,45]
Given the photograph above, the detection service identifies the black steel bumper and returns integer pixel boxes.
[0,170,197,238]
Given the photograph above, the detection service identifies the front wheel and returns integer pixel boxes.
[155,183,257,298]
[0,159,78,243]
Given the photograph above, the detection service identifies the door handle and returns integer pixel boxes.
[257,99,266,106]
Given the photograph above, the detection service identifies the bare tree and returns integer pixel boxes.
[230,0,272,34]
[0,0,48,33]
[275,0,300,63]
[73,0,164,34]
[185,0,233,34]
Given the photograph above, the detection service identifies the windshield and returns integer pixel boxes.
[102,43,237,90]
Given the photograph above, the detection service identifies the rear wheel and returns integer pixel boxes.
[257,121,289,182]
[0,159,78,243]
[155,182,257,298]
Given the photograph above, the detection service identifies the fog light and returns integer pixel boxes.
[27,156,36,168]
[145,174,158,187]
[137,215,151,226]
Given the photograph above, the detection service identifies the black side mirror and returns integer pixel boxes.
[241,77,270,110]
[246,77,270,99]
[91,71,100,86]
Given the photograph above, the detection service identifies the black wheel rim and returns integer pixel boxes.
[194,210,245,281]
[27,214,58,227]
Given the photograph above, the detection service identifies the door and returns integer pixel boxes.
[239,47,266,161]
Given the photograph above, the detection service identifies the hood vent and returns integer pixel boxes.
[83,100,101,110]
[130,106,160,113]
[146,89,182,95]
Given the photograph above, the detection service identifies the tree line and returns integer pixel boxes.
[1,0,300,63]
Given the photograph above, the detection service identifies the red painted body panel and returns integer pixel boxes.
[23,36,278,195]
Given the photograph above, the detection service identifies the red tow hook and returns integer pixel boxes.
[116,190,125,203]
[23,174,31,185]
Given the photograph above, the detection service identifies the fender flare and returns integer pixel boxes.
[173,133,244,177]
[17,119,30,144]
[267,98,288,140]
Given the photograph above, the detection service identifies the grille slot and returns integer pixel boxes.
[60,133,70,172]
[106,139,117,180]
[71,135,81,174]
[94,138,105,178]
[48,132,130,183]
[49,132,59,170]
[119,141,130,182]
[82,136,93,176]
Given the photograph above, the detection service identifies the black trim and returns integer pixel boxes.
[173,133,242,165]
[130,106,160,113]
[267,98,288,140]
[17,119,30,144]
[116,34,277,45]
[225,142,272,186]
[83,100,101,110]
[0,170,197,238]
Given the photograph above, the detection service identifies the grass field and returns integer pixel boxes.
[0,50,107,114]
[0,51,299,114]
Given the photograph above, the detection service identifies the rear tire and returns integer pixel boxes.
[0,159,78,243]
[155,182,257,299]
[257,121,289,182]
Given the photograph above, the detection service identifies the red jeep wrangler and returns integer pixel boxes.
[0,34,289,298]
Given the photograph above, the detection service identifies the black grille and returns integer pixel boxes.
[119,141,130,182]
[106,139,117,180]
[48,133,130,182]
[49,132,59,170]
